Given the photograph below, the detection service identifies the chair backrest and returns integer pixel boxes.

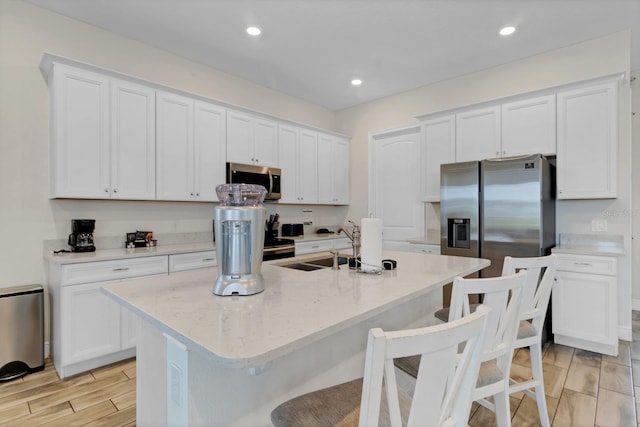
[502,254,557,335]
[448,271,526,370]
[359,305,491,427]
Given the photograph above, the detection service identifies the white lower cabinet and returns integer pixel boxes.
[552,253,618,356]
[49,255,169,378]
[295,238,351,256]
[169,250,217,272]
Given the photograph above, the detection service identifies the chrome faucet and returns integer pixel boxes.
[337,220,361,260]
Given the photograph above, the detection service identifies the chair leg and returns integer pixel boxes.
[530,343,550,427]
[494,388,512,427]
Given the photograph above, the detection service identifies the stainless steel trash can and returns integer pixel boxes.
[0,284,45,381]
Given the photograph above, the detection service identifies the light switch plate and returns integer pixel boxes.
[591,219,608,232]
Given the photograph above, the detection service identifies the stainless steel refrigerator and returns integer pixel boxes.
[440,154,555,278]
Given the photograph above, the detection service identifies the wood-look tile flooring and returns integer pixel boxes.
[0,358,136,426]
[3,312,640,426]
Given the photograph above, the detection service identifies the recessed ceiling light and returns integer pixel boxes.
[246,26,261,36]
[499,26,516,36]
[351,79,362,86]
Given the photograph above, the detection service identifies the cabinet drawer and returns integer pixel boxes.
[556,254,617,276]
[296,240,333,255]
[169,251,217,272]
[332,238,352,251]
[410,243,440,254]
[60,256,169,285]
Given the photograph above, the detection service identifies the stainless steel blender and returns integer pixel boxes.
[213,184,267,296]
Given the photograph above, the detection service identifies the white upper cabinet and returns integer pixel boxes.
[193,101,226,200]
[49,66,157,200]
[50,64,110,199]
[501,94,556,157]
[318,133,350,205]
[278,125,318,204]
[421,115,455,201]
[226,110,278,167]
[156,91,194,201]
[556,81,618,199]
[455,105,501,162]
[110,79,156,200]
[157,93,226,201]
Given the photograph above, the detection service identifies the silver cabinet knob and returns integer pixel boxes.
[104,188,109,193]
[113,189,117,193]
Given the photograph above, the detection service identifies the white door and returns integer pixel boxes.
[253,117,278,167]
[110,79,156,200]
[298,129,318,203]
[556,81,617,199]
[421,115,455,201]
[370,127,422,243]
[332,137,350,204]
[278,124,300,203]
[501,94,556,157]
[194,101,226,201]
[226,110,253,164]
[156,91,194,200]
[317,133,334,204]
[63,282,121,364]
[51,64,110,199]
[455,106,501,161]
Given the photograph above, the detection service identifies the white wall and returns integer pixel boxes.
[336,31,635,334]
[0,0,340,290]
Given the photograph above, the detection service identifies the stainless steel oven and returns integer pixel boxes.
[226,163,281,200]
[263,238,295,261]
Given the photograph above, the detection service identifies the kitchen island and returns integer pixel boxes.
[102,250,489,426]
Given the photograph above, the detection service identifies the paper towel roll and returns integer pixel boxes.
[360,218,383,272]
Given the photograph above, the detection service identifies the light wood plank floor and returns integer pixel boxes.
[2,312,640,426]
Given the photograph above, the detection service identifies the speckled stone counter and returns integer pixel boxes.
[102,251,489,426]
[552,233,625,257]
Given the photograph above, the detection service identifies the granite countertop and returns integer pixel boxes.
[552,233,625,257]
[102,250,489,368]
[45,241,216,264]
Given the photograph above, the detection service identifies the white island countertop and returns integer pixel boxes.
[102,250,489,368]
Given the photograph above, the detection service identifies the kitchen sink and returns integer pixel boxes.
[280,255,349,271]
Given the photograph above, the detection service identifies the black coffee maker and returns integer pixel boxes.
[68,219,96,252]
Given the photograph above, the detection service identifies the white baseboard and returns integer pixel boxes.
[44,341,50,359]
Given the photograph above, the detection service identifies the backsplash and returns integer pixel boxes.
[43,231,213,253]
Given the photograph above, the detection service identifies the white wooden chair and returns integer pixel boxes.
[271,305,492,427]
[395,271,526,427]
[502,254,557,427]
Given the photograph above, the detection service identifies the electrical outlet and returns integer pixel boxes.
[591,219,607,232]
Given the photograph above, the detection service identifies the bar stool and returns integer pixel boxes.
[502,254,557,427]
[271,305,492,427]
[395,271,526,427]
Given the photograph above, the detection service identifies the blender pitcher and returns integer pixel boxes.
[213,184,267,296]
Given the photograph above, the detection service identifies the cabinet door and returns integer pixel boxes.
[194,101,226,201]
[317,134,335,204]
[253,117,278,167]
[557,82,617,199]
[50,64,110,199]
[156,92,194,201]
[110,79,156,200]
[298,129,319,203]
[332,137,350,204]
[501,94,556,157]
[277,124,299,203]
[455,106,501,162]
[553,270,617,347]
[421,115,455,201]
[62,282,121,364]
[226,110,253,164]
[121,307,140,350]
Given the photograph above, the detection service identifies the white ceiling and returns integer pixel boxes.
[28,0,640,111]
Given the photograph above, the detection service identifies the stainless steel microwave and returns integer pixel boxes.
[226,162,281,200]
